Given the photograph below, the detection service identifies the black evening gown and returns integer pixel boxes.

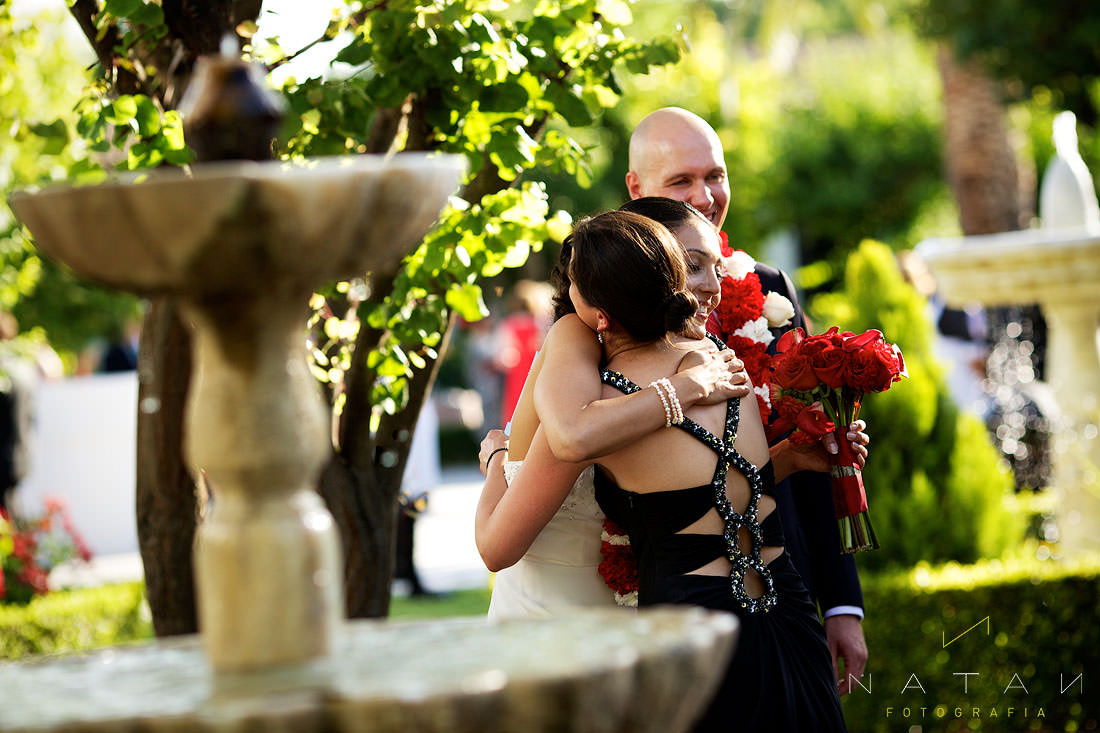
[596,369,847,733]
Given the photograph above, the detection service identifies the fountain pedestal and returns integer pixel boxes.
[9,154,466,670]
[918,226,1100,552]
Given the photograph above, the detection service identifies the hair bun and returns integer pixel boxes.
[662,291,697,332]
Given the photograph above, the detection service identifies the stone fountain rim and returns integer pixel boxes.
[917,223,1100,264]
[0,608,741,731]
[7,151,467,205]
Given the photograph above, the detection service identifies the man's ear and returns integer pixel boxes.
[625,170,644,200]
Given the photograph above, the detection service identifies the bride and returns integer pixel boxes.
[475,198,867,621]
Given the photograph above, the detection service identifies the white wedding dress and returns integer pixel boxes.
[486,461,617,620]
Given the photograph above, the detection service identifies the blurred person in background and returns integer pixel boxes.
[495,280,553,430]
[0,313,36,512]
[463,315,503,435]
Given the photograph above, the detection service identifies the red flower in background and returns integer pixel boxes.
[1,496,93,605]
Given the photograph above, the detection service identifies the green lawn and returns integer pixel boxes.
[2,582,493,660]
[390,586,492,620]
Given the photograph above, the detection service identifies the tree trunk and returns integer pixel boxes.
[135,298,199,636]
[937,44,1021,235]
[320,314,456,619]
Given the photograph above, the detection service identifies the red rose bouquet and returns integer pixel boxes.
[770,326,906,553]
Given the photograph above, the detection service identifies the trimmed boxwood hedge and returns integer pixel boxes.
[0,582,152,659]
[844,554,1100,732]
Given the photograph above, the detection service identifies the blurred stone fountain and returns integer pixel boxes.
[0,49,737,731]
[918,111,1100,554]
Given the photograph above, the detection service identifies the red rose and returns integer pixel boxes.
[843,328,884,352]
[772,349,818,392]
[775,327,806,354]
[799,334,833,360]
[811,344,849,389]
[847,342,898,392]
[795,403,835,438]
[892,344,908,382]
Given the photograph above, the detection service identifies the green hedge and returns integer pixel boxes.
[0,582,152,659]
[843,554,1100,732]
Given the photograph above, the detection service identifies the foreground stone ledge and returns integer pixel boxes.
[0,606,738,733]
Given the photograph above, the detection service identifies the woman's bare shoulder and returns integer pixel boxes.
[671,336,717,370]
[542,314,599,356]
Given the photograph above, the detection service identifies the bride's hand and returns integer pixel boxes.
[479,429,508,476]
[677,347,751,404]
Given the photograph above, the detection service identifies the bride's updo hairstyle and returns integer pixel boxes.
[559,210,697,343]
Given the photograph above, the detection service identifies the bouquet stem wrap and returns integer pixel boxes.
[829,434,878,553]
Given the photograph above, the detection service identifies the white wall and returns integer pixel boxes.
[16,373,139,557]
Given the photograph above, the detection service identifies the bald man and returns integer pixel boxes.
[627,107,869,696]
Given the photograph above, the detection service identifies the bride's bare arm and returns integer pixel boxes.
[535,315,745,463]
[475,426,588,572]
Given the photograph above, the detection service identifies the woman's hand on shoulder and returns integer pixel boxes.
[479,429,509,476]
[674,346,751,405]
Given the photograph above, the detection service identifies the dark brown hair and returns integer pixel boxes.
[551,210,696,343]
[618,196,711,233]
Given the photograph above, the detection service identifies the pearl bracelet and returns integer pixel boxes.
[657,377,684,425]
[649,380,672,428]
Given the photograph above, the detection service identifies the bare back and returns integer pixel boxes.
[595,335,782,590]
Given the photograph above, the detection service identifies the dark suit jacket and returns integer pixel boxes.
[755,263,863,615]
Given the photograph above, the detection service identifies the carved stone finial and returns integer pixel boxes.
[177,42,285,162]
[1039,111,1100,229]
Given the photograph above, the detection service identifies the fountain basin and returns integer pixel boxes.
[916,225,1100,308]
[0,607,738,732]
[8,154,465,296]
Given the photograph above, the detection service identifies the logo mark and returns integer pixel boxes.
[942,616,990,649]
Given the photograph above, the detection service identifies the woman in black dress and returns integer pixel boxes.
[560,209,848,732]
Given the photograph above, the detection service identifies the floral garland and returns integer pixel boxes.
[595,233,795,604]
[599,518,638,607]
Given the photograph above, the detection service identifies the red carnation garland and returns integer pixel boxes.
[770,326,907,553]
[599,518,638,607]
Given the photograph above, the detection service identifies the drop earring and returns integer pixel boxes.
[597,331,604,345]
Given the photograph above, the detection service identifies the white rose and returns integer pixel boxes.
[733,315,774,347]
[762,291,795,328]
[723,249,756,280]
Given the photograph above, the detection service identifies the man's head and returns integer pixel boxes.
[626,107,729,229]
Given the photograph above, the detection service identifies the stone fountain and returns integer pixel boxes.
[0,53,737,731]
[918,112,1100,554]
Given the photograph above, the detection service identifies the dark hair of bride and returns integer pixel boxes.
[551,210,697,343]
[551,198,711,321]
[618,196,711,232]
